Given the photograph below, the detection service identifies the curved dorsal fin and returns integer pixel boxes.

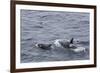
[70,38,74,44]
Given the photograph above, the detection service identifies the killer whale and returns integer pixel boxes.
[54,38,86,52]
[35,43,52,50]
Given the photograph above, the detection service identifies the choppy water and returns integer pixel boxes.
[20,10,90,63]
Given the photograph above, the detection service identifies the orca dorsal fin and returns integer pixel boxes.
[70,38,74,44]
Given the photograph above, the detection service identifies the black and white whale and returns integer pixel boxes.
[54,38,74,48]
[54,38,86,52]
[35,43,52,50]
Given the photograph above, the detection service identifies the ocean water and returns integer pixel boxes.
[20,9,90,63]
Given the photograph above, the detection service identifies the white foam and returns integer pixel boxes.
[71,47,86,52]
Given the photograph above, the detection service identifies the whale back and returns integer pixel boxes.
[59,41,70,48]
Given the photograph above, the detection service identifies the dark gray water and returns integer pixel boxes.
[20,10,90,63]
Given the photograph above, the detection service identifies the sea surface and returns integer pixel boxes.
[20,9,90,63]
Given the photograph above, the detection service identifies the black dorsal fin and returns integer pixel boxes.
[70,38,74,44]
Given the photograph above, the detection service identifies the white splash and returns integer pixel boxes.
[70,47,86,52]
